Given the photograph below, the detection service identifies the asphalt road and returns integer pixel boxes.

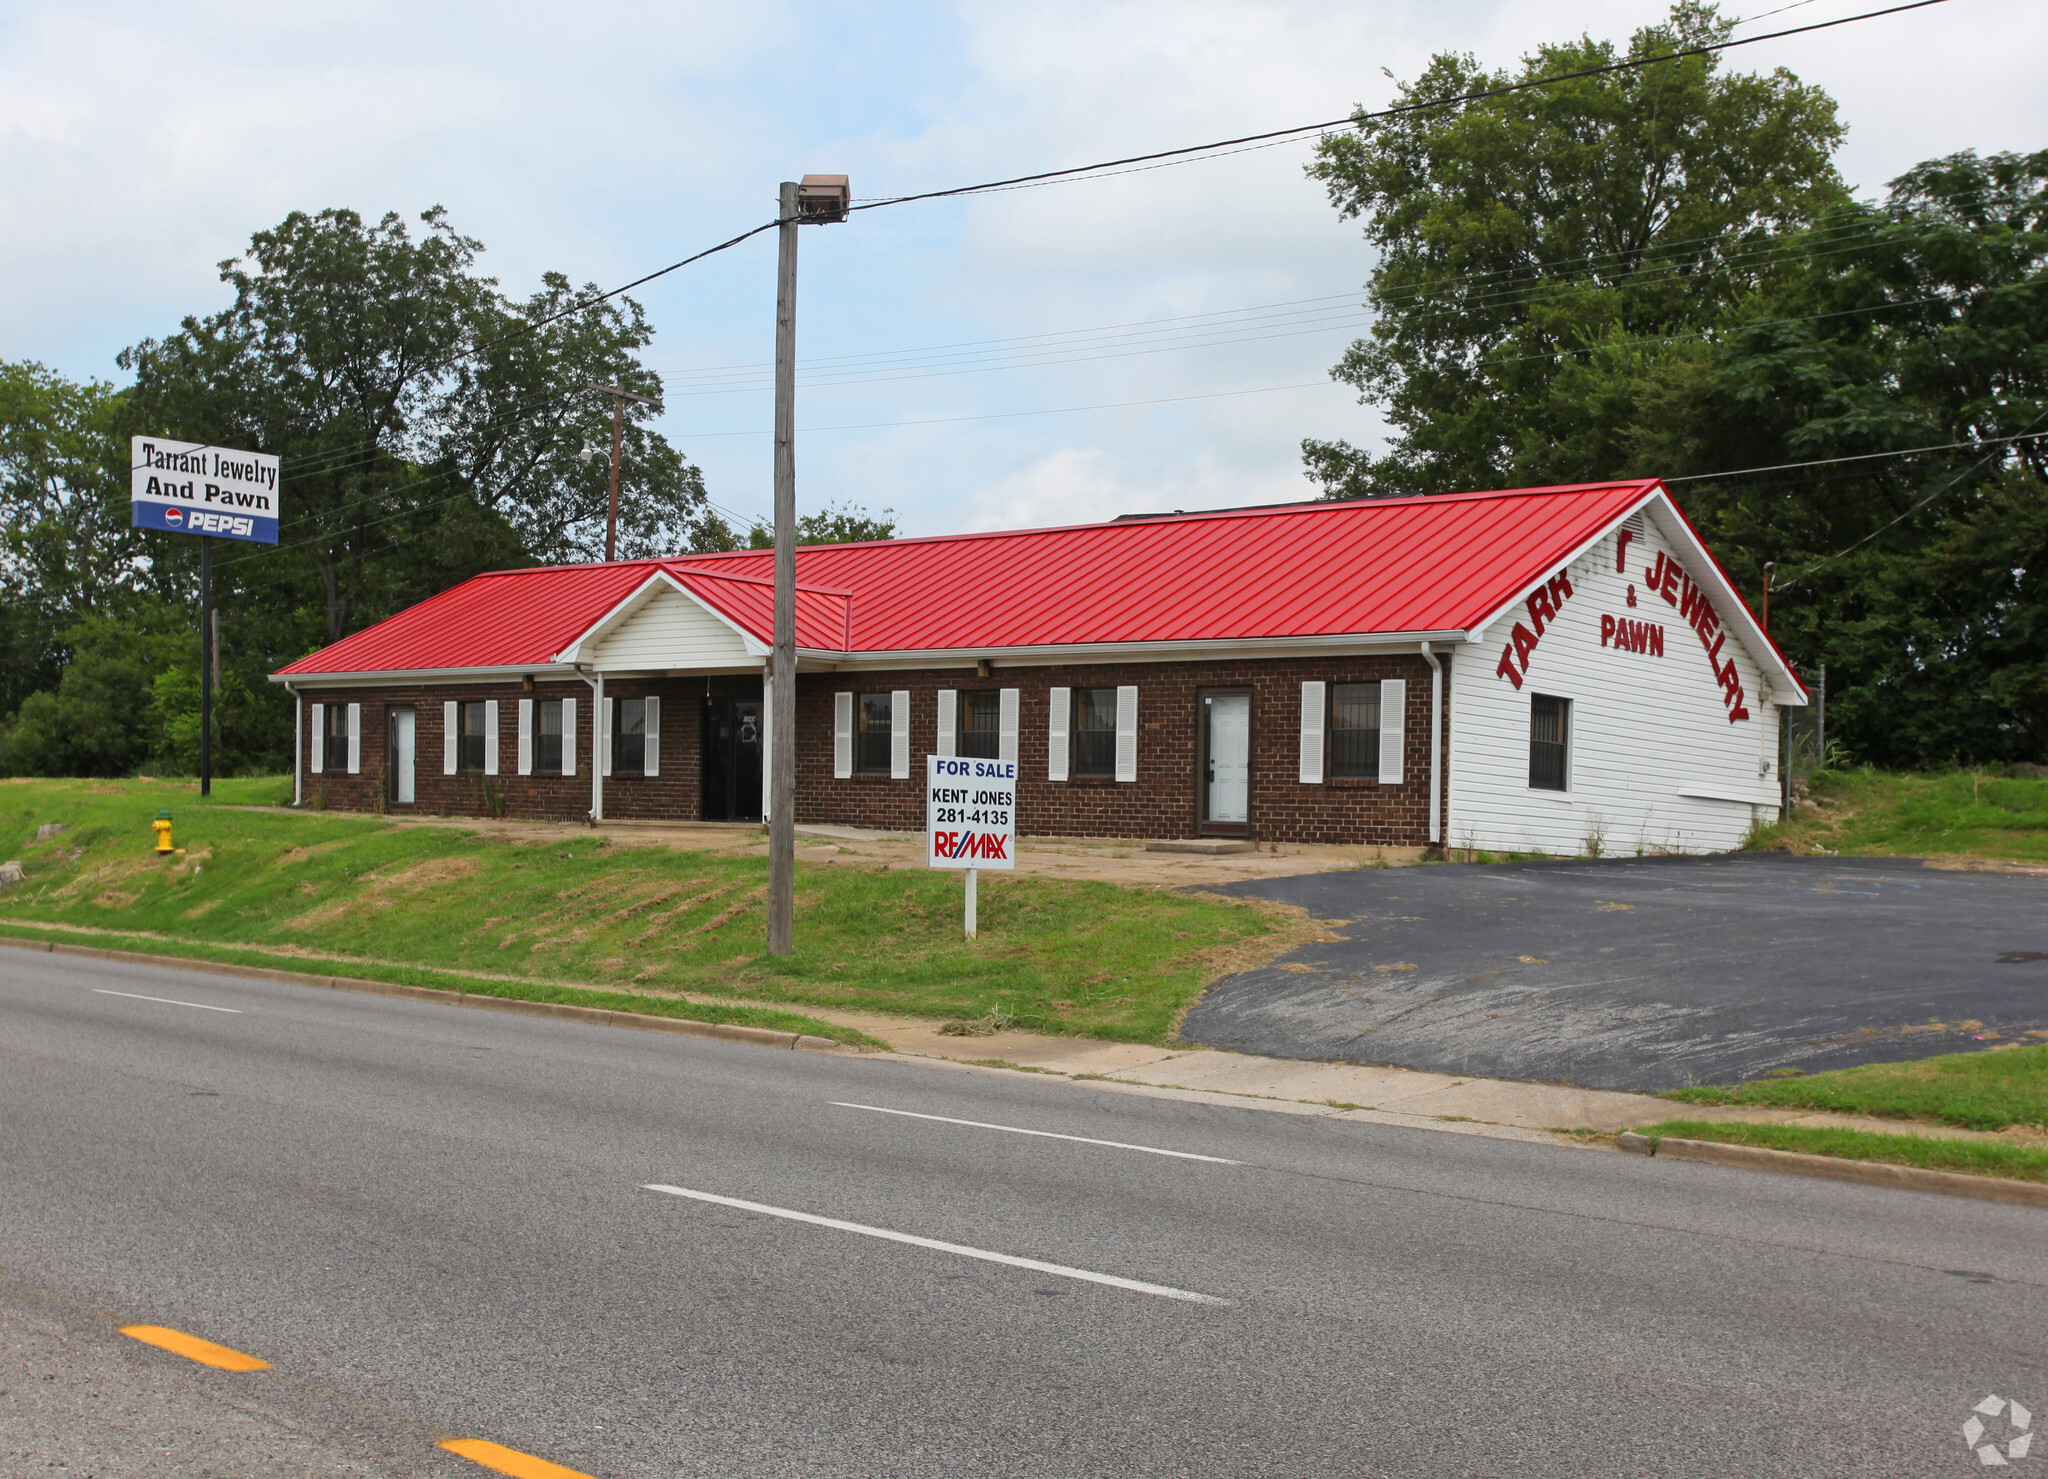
[2,948,2044,1478]
[1184,854,2048,1090]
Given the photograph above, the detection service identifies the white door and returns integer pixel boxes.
[1206,694,1250,824]
[391,708,416,805]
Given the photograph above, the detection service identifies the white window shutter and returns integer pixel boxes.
[890,689,911,779]
[1378,678,1407,785]
[561,697,577,776]
[644,696,660,776]
[998,688,1019,766]
[443,701,458,774]
[517,699,533,775]
[1047,687,1070,781]
[483,700,499,775]
[1299,680,1326,784]
[310,704,324,774]
[833,692,853,778]
[935,689,957,759]
[346,703,361,774]
[1114,685,1138,783]
[601,698,613,777]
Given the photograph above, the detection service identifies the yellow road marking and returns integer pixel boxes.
[440,1438,601,1479]
[119,1325,270,1371]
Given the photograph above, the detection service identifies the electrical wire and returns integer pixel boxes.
[845,0,1950,212]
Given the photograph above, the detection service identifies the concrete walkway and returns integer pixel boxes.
[779,1002,2042,1149]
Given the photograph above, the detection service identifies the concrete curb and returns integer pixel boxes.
[1617,1131,2048,1208]
[0,935,849,1055]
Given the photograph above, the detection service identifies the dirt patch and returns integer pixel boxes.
[293,855,482,926]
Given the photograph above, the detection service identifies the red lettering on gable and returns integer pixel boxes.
[1600,613,1616,647]
[1525,586,1556,636]
[1511,621,1539,672]
[1496,646,1524,689]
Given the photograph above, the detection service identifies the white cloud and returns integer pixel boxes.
[4,0,2041,543]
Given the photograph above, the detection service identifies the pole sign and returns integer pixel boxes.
[131,436,280,544]
[927,756,1016,870]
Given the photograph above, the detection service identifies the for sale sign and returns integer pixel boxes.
[927,756,1016,870]
[131,436,280,544]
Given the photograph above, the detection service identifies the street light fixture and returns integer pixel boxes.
[766,174,849,957]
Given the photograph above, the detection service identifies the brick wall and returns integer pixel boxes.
[294,677,726,822]
[794,653,1446,845]
[292,652,1450,845]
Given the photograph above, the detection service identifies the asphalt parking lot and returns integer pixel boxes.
[1181,854,2048,1092]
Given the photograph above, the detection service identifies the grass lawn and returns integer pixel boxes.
[1632,1119,2048,1183]
[0,777,1299,1045]
[1749,767,2048,863]
[1662,1043,2048,1132]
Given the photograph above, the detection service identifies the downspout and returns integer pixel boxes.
[574,663,604,823]
[288,680,303,807]
[1419,643,1443,851]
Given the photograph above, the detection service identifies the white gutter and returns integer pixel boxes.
[285,682,302,806]
[574,664,604,822]
[1419,643,1442,847]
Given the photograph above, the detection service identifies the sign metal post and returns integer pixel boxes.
[130,437,281,797]
[927,755,1016,938]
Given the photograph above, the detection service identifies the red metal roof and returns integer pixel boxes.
[276,481,1660,675]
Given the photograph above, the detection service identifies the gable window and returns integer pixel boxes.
[1529,694,1570,791]
[459,701,488,772]
[856,693,892,773]
[535,699,564,773]
[1074,688,1118,777]
[958,691,1001,760]
[614,697,647,774]
[1327,683,1381,778]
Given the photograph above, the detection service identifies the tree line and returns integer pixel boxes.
[1305,1,2046,767]
[0,208,891,777]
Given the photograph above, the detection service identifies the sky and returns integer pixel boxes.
[3,0,2042,541]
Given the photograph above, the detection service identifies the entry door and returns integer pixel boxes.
[1204,693,1251,827]
[701,696,763,822]
[388,707,416,805]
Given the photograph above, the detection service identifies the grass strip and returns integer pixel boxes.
[0,776,1292,1043]
[1634,1119,2048,1182]
[1661,1043,2048,1131]
[1749,766,2048,862]
[0,920,885,1048]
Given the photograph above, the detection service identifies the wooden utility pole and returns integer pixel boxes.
[587,383,658,562]
[765,173,850,957]
[1760,562,1775,633]
[767,181,800,956]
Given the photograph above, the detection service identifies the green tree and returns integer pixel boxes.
[0,362,137,717]
[747,501,898,547]
[1303,1,1845,498]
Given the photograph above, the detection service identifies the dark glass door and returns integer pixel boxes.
[701,695,763,822]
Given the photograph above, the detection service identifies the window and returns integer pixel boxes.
[1328,683,1380,778]
[1530,694,1569,791]
[324,703,350,759]
[459,701,488,772]
[856,692,892,773]
[535,699,564,773]
[1074,688,1117,777]
[958,691,1000,760]
[614,697,647,774]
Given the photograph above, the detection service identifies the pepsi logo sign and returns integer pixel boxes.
[163,507,183,526]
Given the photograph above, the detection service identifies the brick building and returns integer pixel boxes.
[271,481,1806,854]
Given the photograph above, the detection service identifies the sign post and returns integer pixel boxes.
[131,438,281,795]
[926,755,1016,938]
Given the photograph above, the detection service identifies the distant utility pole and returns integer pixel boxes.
[767,174,851,957]
[199,536,213,796]
[587,382,658,562]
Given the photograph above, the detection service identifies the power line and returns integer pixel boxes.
[1772,410,2048,592]
[845,0,1950,212]
[1665,429,2048,482]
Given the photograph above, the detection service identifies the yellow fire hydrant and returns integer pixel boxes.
[153,811,174,854]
